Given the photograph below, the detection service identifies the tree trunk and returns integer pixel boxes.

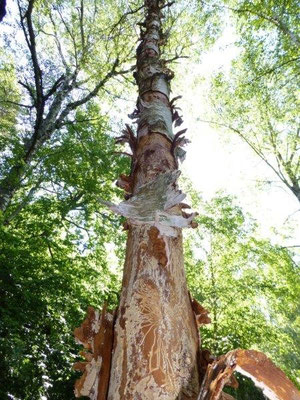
[73,1,300,400]
[108,225,200,398]
[107,1,200,398]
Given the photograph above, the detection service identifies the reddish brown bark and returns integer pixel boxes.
[197,350,300,400]
[106,0,200,398]
[73,306,114,399]
[108,226,200,398]
[73,1,300,399]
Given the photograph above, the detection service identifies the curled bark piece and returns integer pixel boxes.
[74,306,114,400]
[170,95,182,106]
[234,350,300,400]
[191,298,211,327]
[172,109,184,127]
[102,170,198,237]
[116,174,133,195]
[115,124,137,153]
[170,96,184,127]
[171,128,190,164]
[155,209,198,236]
[197,349,300,400]
[179,202,191,209]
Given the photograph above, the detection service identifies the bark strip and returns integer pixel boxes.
[73,306,114,400]
[197,349,300,400]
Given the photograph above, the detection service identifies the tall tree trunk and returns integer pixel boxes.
[73,1,300,400]
[107,0,200,398]
[74,2,201,398]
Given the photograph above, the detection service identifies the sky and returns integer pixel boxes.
[175,29,300,246]
[110,29,300,247]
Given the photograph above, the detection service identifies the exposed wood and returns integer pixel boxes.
[108,224,200,398]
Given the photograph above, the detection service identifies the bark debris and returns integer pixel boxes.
[197,349,300,400]
[73,306,114,400]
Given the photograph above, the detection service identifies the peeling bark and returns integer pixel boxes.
[197,349,300,400]
[73,306,114,400]
[190,297,211,327]
[75,1,199,398]
[104,170,197,237]
[108,225,200,399]
[106,0,200,398]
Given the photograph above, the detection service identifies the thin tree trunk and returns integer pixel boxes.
[107,1,200,398]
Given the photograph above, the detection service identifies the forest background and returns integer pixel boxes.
[0,0,299,399]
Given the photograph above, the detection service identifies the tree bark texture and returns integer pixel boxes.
[107,1,201,398]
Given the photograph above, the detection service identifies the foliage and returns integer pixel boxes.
[0,1,299,399]
[0,101,128,399]
[0,6,134,395]
[0,212,124,399]
[205,0,300,202]
[0,53,20,150]
[184,191,300,392]
[0,0,142,213]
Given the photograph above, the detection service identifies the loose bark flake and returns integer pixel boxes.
[190,297,211,327]
[104,170,197,237]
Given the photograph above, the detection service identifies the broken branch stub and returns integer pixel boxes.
[102,170,197,237]
[197,349,300,400]
[73,306,114,400]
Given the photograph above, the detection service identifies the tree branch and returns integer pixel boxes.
[23,0,44,114]
[44,74,66,101]
[198,118,291,189]
[54,58,120,129]
[0,100,34,109]
[18,79,36,104]
[3,181,41,225]
[109,4,144,36]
